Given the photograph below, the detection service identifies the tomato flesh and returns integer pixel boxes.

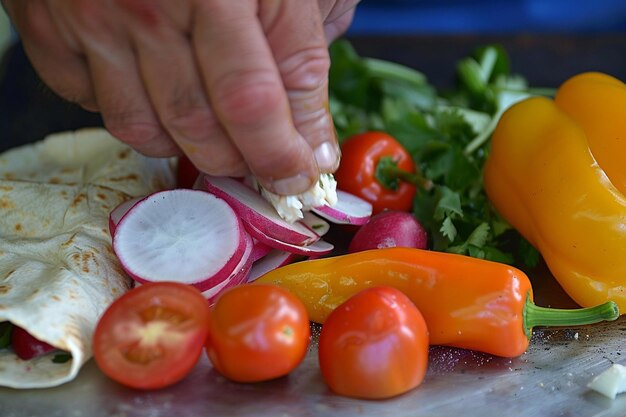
[205,284,310,383]
[93,282,210,390]
[318,286,429,399]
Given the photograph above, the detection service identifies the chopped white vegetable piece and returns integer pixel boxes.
[588,364,626,399]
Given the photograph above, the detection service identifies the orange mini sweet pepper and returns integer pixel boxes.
[256,247,618,358]
[484,73,626,312]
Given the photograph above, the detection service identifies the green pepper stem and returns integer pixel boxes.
[523,294,619,339]
[376,163,433,191]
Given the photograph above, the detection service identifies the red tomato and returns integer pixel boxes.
[318,286,429,399]
[176,155,200,188]
[93,282,210,390]
[335,131,417,214]
[205,284,310,383]
[11,326,56,360]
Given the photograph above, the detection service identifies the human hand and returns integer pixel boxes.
[3,0,359,195]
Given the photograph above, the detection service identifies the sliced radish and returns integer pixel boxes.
[247,250,299,283]
[245,220,334,256]
[312,190,372,225]
[301,212,330,237]
[250,240,273,263]
[109,196,145,236]
[199,175,319,246]
[202,232,254,304]
[113,189,247,291]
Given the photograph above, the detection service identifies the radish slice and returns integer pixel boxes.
[199,174,319,246]
[247,250,299,282]
[202,232,254,304]
[312,190,372,225]
[108,196,145,236]
[113,189,247,291]
[245,221,334,256]
[301,212,330,237]
[250,240,273,262]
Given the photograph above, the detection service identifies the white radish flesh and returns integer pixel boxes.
[113,189,247,291]
[247,250,299,282]
[301,212,330,237]
[312,190,372,225]
[199,174,319,245]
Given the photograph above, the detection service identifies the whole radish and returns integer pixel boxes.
[348,211,428,253]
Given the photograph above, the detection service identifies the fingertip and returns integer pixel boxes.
[260,168,318,196]
[313,139,341,173]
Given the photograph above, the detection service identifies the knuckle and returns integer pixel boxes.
[161,106,218,144]
[104,112,173,156]
[212,71,284,127]
[279,47,330,90]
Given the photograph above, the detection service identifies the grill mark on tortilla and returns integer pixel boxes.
[14,223,22,232]
[52,295,61,301]
[117,149,131,160]
[0,185,13,191]
[2,270,15,281]
[110,174,139,183]
[62,233,78,248]
[0,285,10,294]
[0,197,14,209]
[96,193,108,200]
[49,177,61,184]
[71,193,86,208]
[2,173,14,180]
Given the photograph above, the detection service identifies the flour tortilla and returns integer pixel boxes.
[0,128,175,388]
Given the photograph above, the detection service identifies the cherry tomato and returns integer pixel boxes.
[335,131,417,214]
[11,326,57,360]
[93,282,210,390]
[205,284,310,383]
[318,286,429,399]
[176,155,200,188]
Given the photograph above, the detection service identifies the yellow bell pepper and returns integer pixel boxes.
[483,73,626,312]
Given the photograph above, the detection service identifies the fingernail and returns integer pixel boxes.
[271,174,314,195]
[314,141,339,172]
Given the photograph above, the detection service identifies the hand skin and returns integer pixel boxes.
[2,0,359,195]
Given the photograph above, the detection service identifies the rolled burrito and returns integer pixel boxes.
[0,128,175,388]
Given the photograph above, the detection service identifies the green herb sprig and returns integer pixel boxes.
[329,40,544,267]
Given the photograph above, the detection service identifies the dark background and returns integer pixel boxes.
[2,0,626,151]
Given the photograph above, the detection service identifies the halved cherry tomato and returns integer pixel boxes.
[335,131,426,214]
[205,284,310,383]
[12,326,57,360]
[318,286,429,399]
[93,282,210,390]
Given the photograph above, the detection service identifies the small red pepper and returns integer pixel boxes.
[335,132,431,214]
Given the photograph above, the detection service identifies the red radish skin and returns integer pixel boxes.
[200,175,319,246]
[203,233,254,304]
[348,211,428,253]
[113,189,248,292]
[108,196,145,236]
[312,190,372,226]
[245,220,334,256]
[250,240,273,263]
